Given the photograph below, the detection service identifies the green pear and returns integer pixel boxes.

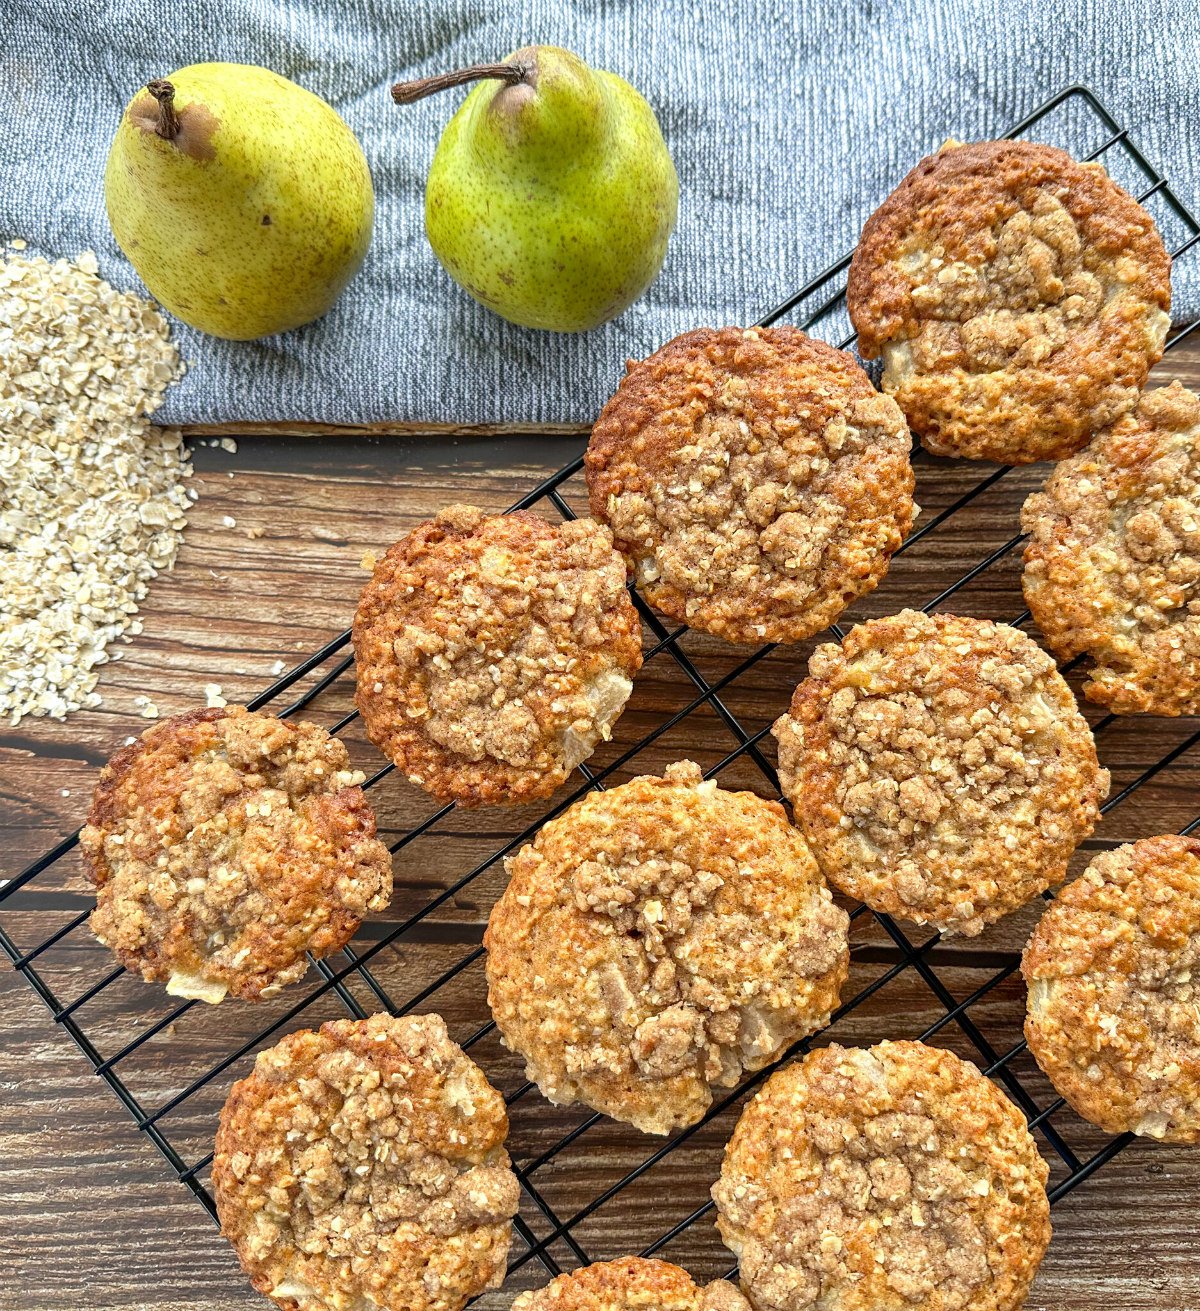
[105,63,374,340]
[393,46,678,332]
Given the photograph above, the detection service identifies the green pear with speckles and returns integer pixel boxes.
[105,63,374,340]
[393,46,678,332]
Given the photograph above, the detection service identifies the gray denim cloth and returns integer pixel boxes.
[4,0,1198,426]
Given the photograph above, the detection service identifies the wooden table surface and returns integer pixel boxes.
[5,345,1200,1311]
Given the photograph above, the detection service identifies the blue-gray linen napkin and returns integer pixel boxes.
[4,0,1198,426]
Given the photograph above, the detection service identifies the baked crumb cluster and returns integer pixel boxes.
[1024,836,1200,1143]
[848,140,1171,463]
[485,761,849,1134]
[511,1256,750,1311]
[213,1014,519,1311]
[713,1041,1051,1311]
[1022,381,1200,714]
[586,327,914,644]
[353,505,642,806]
[81,707,392,1002]
[775,611,1108,935]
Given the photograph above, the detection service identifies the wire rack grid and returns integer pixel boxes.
[5,84,1200,1303]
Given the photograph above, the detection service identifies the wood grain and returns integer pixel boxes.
[5,345,1200,1311]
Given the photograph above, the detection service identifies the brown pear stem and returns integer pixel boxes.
[146,80,180,140]
[391,61,529,105]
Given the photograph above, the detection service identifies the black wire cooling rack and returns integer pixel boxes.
[6,84,1200,1303]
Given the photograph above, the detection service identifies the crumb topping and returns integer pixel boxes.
[213,1014,519,1311]
[511,1256,751,1311]
[485,761,849,1135]
[586,327,914,644]
[774,611,1108,936]
[1023,835,1200,1143]
[82,707,392,1002]
[1022,381,1200,714]
[353,506,642,806]
[847,140,1171,463]
[713,1041,1051,1311]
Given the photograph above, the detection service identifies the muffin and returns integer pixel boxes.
[485,760,849,1134]
[586,326,915,643]
[353,504,642,806]
[712,1041,1051,1311]
[773,611,1108,936]
[511,1256,750,1311]
[848,139,1171,463]
[81,706,392,1003]
[1024,835,1200,1142]
[213,1013,520,1311]
[1022,380,1200,714]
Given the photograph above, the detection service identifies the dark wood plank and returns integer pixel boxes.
[5,344,1200,1311]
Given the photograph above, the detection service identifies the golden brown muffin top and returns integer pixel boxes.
[1024,835,1200,1143]
[712,1040,1051,1311]
[213,1013,519,1311]
[81,706,392,1003]
[848,140,1170,463]
[1022,380,1200,714]
[586,327,914,644]
[774,610,1108,936]
[353,505,642,806]
[485,761,849,1135]
[511,1256,750,1311]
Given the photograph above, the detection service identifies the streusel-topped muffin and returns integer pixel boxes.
[774,611,1108,935]
[353,505,642,806]
[587,327,914,643]
[1024,835,1200,1142]
[848,139,1170,463]
[713,1041,1051,1311]
[213,1013,519,1311]
[1022,381,1200,714]
[82,706,392,1003]
[486,761,849,1134]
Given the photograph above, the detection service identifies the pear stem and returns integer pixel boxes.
[391,61,530,106]
[146,80,181,140]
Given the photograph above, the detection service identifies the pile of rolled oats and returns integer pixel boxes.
[0,244,193,725]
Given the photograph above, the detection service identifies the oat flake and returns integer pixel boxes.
[0,248,192,724]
